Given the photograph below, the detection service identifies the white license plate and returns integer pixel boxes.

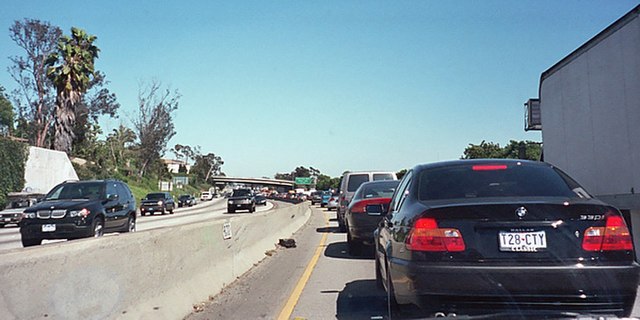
[499,231,546,252]
[3,218,9,222]
[42,224,56,232]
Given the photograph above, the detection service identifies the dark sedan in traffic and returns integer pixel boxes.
[140,192,175,216]
[345,180,399,256]
[374,159,639,317]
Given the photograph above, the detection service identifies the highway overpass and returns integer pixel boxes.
[209,176,296,190]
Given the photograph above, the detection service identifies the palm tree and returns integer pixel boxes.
[45,27,99,154]
[106,125,136,172]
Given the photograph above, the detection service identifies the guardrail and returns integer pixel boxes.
[0,202,311,320]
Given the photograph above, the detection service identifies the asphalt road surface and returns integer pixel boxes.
[187,204,640,320]
[0,198,276,252]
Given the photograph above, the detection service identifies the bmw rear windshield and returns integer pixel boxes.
[418,163,591,201]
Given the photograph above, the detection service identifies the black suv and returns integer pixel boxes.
[227,189,255,213]
[20,180,137,247]
[177,194,195,207]
[140,192,175,216]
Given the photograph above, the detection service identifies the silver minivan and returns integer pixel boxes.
[337,171,397,231]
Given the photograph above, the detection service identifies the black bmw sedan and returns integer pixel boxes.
[374,159,640,317]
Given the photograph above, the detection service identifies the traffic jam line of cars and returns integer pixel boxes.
[0,178,209,247]
[310,160,640,318]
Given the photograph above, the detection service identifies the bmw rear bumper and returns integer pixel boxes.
[389,259,640,315]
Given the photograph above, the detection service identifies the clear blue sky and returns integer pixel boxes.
[1,1,638,178]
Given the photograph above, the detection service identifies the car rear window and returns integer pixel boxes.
[418,164,589,201]
[373,173,394,181]
[361,181,400,199]
[347,174,369,192]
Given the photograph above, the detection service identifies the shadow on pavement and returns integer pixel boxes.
[316,226,344,234]
[324,242,373,260]
[336,279,388,320]
[335,280,428,320]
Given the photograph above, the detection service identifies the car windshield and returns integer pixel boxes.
[2,3,637,320]
[232,190,251,197]
[146,193,165,200]
[418,164,590,201]
[45,182,104,200]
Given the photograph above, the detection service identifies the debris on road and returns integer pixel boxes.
[278,238,296,248]
[265,249,276,256]
[193,303,206,313]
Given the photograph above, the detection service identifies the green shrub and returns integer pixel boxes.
[0,138,28,208]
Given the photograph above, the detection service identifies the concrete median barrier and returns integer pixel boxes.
[0,203,311,320]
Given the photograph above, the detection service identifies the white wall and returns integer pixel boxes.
[0,203,311,320]
[23,147,78,194]
[540,13,640,202]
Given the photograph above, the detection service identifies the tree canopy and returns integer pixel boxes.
[462,140,542,161]
[45,27,100,153]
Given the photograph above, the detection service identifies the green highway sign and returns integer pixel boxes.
[294,177,313,185]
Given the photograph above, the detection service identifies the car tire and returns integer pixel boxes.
[21,237,41,247]
[385,259,401,313]
[250,205,256,213]
[321,204,325,208]
[141,211,146,216]
[228,207,235,214]
[161,208,167,215]
[0,224,5,228]
[375,252,383,289]
[347,231,363,256]
[169,209,174,214]
[123,215,136,233]
[338,217,346,232]
[92,217,104,237]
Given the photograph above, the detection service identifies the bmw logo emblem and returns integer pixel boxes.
[515,207,527,218]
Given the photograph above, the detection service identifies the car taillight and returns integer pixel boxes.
[406,217,465,252]
[582,214,633,251]
[350,198,391,214]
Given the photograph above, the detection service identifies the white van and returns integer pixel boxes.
[200,191,213,201]
[337,171,397,231]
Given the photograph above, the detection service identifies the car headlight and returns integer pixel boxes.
[22,212,36,219]
[69,208,90,218]
[157,201,163,205]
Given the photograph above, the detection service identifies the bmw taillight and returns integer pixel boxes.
[582,213,633,251]
[406,217,465,252]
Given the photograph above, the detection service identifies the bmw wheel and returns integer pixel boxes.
[124,215,136,233]
[92,218,104,237]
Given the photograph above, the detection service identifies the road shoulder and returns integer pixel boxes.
[185,203,326,320]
